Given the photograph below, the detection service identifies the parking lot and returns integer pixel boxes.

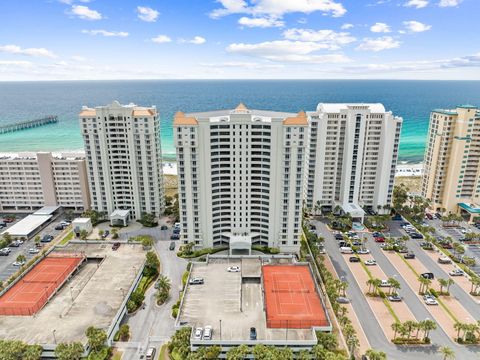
[0,214,69,282]
[311,217,480,360]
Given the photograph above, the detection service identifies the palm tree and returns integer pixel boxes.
[366,279,376,294]
[365,349,387,360]
[445,278,454,293]
[403,320,417,340]
[420,319,437,340]
[418,276,431,294]
[388,277,401,295]
[454,322,464,341]
[439,346,455,360]
[157,275,171,293]
[438,278,449,294]
[469,276,480,295]
[391,322,402,340]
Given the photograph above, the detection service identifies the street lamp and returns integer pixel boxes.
[52,329,57,344]
[69,286,74,302]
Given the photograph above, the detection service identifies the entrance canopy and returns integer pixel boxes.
[110,209,130,226]
[223,233,253,255]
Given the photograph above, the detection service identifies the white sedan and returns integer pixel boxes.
[449,269,464,276]
[28,248,40,254]
[364,259,377,266]
[227,266,241,272]
[12,261,25,267]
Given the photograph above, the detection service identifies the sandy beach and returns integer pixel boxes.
[395,163,423,177]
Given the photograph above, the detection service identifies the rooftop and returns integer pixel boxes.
[0,242,145,345]
[316,103,387,113]
[33,206,60,216]
[178,258,329,344]
[1,215,52,237]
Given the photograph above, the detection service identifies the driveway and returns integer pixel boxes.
[120,230,187,359]
[312,218,479,360]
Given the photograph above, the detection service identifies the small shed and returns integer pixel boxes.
[110,209,130,227]
[72,217,92,236]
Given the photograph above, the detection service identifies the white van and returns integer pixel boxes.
[145,347,156,360]
[340,247,353,254]
[203,325,212,340]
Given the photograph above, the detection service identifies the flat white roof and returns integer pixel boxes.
[341,203,366,217]
[110,209,130,217]
[317,103,386,113]
[72,217,91,224]
[33,206,60,215]
[1,215,52,237]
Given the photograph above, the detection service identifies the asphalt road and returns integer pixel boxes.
[121,227,187,360]
[312,219,479,360]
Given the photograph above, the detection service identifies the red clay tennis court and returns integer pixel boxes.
[0,254,84,316]
[262,265,329,329]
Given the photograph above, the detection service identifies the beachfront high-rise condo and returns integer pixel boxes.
[173,104,308,253]
[306,103,402,220]
[0,152,90,212]
[422,105,480,220]
[79,101,164,219]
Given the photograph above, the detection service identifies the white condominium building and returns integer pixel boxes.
[79,101,164,219]
[173,104,308,253]
[422,105,480,219]
[0,152,90,212]
[306,103,402,219]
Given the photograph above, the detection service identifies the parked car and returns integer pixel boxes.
[169,241,176,251]
[0,248,10,256]
[365,259,377,266]
[409,233,423,239]
[421,272,434,280]
[189,277,204,285]
[449,269,464,276]
[193,327,203,340]
[425,213,433,220]
[374,237,385,243]
[349,256,360,263]
[227,266,241,272]
[170,234,180,240]
[41,235,53,243]
[440,242,453,249]
[10,240,22,247]
[424,294,438,305]
[160,225,168,230]
[102,230,110,238]
[54,224,65,230]
[250,327,257,340]
[340,247,353,254]
[203,326,212,340]
[28,248,40,254]
[357,249,370,254]
[13,261,25,267]
[420,242,434,250]
[404,253,415,259]
[3,217,15,223]
[438,256,452,264]
[112,242,120,251]
[145,347,156,360]
[388,295,402,302]
[336,297,351,304]
[379,280,391,287]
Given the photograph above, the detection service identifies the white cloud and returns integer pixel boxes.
[201,61,284,70]
[136,6,159,22]
[342,52,480,73]
[71,55,87,62]
[226,40,351,63]
[0,60,33,68]
[370,22,391,33]
[438,0,462,7]
[82,29,129,37]
[404,0,429,8]
[356,36,400,52]
[0,44,57,58]
[179,36,206,45]
[403,20,431,32]
[341,23,353,30]
[282,28,355,49]
[210,0,346,19]
[151,35,172,44]
[238,16,284,28]
[71,5,102,20]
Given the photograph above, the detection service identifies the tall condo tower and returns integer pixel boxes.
[173,104,308,254]
[306,103,402,219]
[79,101,164,219]
[422,105,480,219]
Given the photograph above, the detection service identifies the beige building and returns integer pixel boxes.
[174,104,308,253]
[0,152,90,211]
[79,101,164,219]
[422,105,480,219]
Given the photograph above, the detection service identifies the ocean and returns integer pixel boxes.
[1,80,480,163]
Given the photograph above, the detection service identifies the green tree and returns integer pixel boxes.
[16,254,26,263]
[388,277,401,295]
[54,342,84,360]
[118,324,130,341]
[439,346,455,360]
[421,319,437,340]
[111,228,118,239]
[81,209,105,226]
[182,242,195,256]
[141,235,154,248]
[316,331,338,351]
[80,230,88,240]
[98,229,104,238]
[22,345,43,360]
[34,235,41,245]
[139,212,158,227]
[226,344,250,360]
[144,251,160,277]
[252,344,270,360]
[168,328,191,359]
[0,340,43,360]
[85,326,107,352]
[365,349,387,360]
[2,232,12,245]
[391,322,402,340]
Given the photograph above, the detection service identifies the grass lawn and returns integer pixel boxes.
[59,230,74,245]
[111,349,123,360]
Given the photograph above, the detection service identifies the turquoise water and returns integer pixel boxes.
[1,80,479,162]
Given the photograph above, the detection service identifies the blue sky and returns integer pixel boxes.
[0,0,478,80]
